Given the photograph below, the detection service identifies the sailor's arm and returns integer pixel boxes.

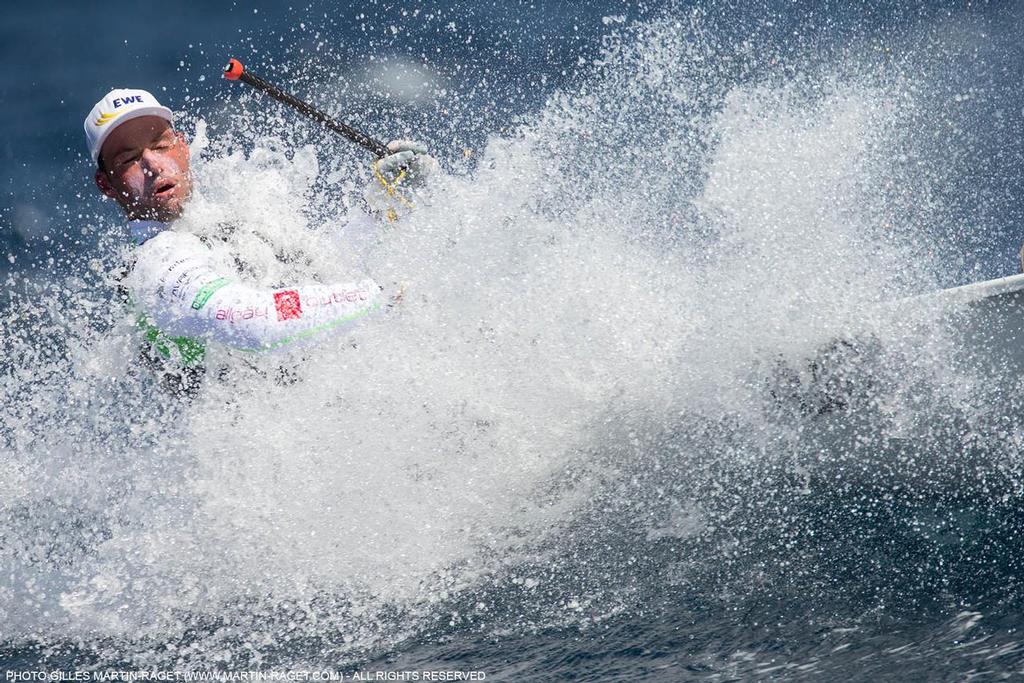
[128,231,383,351]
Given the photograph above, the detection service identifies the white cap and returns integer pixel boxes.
[84,88,173,164]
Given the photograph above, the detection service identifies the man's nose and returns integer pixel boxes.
[139,147,166,176]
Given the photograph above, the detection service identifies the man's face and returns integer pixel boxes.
[94,116,192,222]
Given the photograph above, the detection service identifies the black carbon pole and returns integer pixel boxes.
[223,58,390,159]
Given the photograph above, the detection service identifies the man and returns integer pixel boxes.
[86,88,433,389]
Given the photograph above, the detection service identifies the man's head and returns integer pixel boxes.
[85,89,192,222]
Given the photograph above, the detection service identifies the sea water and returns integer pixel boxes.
[3,2,1024,679]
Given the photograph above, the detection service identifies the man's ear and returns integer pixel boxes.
[94,167,118,199]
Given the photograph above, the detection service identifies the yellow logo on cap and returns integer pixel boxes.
[94,111,119,126]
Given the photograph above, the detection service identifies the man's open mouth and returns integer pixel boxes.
[153,180,177,199]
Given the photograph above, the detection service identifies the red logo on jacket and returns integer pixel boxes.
[273,290,303,321]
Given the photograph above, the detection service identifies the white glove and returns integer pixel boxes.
[364,140,440,221]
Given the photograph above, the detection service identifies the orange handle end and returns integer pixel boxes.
[223,58,244,81]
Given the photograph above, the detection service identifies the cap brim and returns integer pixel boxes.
[91,105,174,163]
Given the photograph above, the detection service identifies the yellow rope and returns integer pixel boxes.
[373,161,416,218]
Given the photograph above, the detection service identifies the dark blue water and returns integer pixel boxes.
[4,0,1024,278]
[3,2,1022,280]
[5,1,1024,680]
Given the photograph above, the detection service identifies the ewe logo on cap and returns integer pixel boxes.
[94,95,147,126]
[113,95,145,108]
[86,88,172,162]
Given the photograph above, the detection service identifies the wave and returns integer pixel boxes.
[3,3,1024,675]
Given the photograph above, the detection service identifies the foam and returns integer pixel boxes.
[0,9,968,668]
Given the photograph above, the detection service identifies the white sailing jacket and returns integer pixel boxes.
[125,219,383,363]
